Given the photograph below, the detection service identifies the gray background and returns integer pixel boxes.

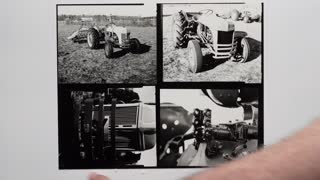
[1,0,320,179]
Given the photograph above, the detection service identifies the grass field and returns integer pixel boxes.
[163,16,262,83]
[57,22,157,84]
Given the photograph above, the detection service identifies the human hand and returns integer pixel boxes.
[88,173,109,180]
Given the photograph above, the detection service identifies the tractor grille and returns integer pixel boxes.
[105,106,138,126]
[121,33,130,43]
[217,31,234,44]
[121,33,126,41]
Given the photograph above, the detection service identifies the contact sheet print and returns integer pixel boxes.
[57,2,263,169]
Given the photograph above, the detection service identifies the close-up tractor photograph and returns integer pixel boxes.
[162,3,262,83]
[58,87,156,169]
[159,88,261,167]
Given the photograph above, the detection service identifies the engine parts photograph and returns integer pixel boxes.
[158,88,262,167]
[58,86,156,169]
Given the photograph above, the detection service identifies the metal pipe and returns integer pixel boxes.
[110,98,117,162]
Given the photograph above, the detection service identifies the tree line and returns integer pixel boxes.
[58,14,156,27]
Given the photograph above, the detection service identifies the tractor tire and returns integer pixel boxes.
[233,37,250,63]
[104,41,113,58]
[130,38,141,54]
[187,40,203,73]
[87,28,100,49]
[172,12,187,48]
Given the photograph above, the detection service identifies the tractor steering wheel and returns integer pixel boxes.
[199,9,214,15]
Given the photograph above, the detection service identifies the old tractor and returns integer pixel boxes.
[68,22,141,58]
[172,10,250,73]
[87,24,141,58]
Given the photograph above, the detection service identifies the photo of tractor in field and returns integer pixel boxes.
[68,23,141,58]
[57,5,157,84]
[162,3,262,83]
[172,10,250,73]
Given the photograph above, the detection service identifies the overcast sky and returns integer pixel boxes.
[163,3,262,15]
[57,3,260,17]
[58,4,156,17]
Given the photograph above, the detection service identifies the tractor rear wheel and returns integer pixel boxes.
[233,37,250,63]
[130,38,141,54]
[104,41,113,58]
[188,40,203,73]
[87,28,100,49]
[172,11,187,48]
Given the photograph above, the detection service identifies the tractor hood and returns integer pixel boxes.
[198,14,235,32]
[106,24,129,34]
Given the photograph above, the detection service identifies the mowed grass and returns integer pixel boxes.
[163,16,262,83]
[57,22,157,84]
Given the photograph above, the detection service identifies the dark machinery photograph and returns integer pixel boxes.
[159,88,261,167]
[58,86,156,169]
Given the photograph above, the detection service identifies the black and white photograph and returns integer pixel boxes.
[57,4,157,84]
[9,0,320,179]
[159,88,260,167]
[58,86,156,169]
[161,3,263,83]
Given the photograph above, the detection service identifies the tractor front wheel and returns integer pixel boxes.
[104,41,113,58]
[233,37,250,63]
[87,28,100,49]
[188,40,203,73]
[130,38,141,54]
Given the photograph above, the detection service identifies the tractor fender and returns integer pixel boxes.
[92,26,99,31]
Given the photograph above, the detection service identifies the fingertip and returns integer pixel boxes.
[88,172,98,180]
[88,173,109,180]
